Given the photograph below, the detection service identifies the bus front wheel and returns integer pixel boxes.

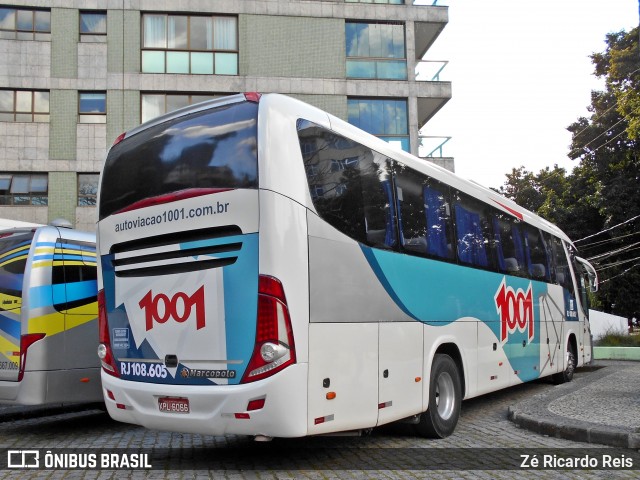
[553,343,576,384]
[415,353,461,438]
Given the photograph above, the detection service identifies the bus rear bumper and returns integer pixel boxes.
[0,368,103,405]
[0,372,47,404]
[101,363,309,438]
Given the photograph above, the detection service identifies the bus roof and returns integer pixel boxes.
[107,92,573,246]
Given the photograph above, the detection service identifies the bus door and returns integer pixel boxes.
[54,233,98,371]
[0,231,32,381]
[574,256,598,364]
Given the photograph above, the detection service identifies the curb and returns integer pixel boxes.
[508,407,640,449]
[507,362,640,449]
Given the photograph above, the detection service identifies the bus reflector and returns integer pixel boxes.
[98,289,120,377]
[241,275,296,383]
[314,414,334,425]
[234,413,250,419]
[247,398,266,411]
[17,333,46,382]
[326,392,336,400]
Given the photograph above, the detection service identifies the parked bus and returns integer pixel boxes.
[96,93,598,439]
[0,222,102,405]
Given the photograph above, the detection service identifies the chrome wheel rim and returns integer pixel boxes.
[435,371,455,420]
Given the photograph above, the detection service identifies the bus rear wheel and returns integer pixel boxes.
[415,353,461,438]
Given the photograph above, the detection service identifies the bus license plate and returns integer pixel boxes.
[158,397,190,414]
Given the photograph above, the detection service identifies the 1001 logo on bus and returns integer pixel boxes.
[494,278,534,344]
[139,286,205,331]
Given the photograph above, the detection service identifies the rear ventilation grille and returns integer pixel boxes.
[111,226,243,278]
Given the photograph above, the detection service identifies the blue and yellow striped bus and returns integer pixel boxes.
[0,223,102,405]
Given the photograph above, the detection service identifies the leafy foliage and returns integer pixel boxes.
[498,28,640,319]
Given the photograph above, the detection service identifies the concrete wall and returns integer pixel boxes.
[0,0,451,229]
[590,309,628,340]
[240,15,345,79]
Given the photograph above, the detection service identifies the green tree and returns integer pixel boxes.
[499,28,640,318]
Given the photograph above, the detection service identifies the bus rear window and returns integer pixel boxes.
[0,231,33,299]
[99,100,258,220]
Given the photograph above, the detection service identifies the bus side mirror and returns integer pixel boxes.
[575,256,598,293]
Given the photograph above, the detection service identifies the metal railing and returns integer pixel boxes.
[415,60,448,81]
[413,1,448,6]
[419,135,451,158]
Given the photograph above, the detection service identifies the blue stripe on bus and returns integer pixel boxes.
[0,250,29,262]
[179,234,246,251]
[29,285,57,308]
[0,314,20,340]
[65,280,98,303]
[360,244,544,382]
[29,281,97,308]
[221,233,259,385]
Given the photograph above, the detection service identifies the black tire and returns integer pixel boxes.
[552,342,576,385]
[414,353,462,438]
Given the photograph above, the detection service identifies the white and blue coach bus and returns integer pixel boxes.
[0,223,102,405]
[96,93,597,439]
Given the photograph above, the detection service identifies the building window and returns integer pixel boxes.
[0,7,50,41]
[141,14,238,75]
[0,173,48,206]
[346,22,407,80]
[78,174,99,206]
[80,11,107,42]
[141,93,221,123]
[0,90,49,122]
[79,92,106,123]
[348,98,409,152]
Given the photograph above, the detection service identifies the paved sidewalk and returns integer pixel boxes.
[508,360,640,449]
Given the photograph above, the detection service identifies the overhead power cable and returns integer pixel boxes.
[579,231,640,250]
[595,255,640,271]
[587,242,640,262]
[574,214,640,243]
[599,263,640,284]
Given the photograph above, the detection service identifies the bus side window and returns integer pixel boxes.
[394,164,453,260]
[539,231,555,284]
[523,227,551,282]
[297,120,396,249]
[453,191,494,269]
[491,213,526,277]
[552,237,573,292]
[423,184,453,260]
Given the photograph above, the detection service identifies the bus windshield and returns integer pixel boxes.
[99,100,258,220]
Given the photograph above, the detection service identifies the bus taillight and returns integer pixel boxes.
[241,275,296,383]
[112,132,126,147]
[17,333,46,382]
[244,92,262,103]
[97,289,120,377]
